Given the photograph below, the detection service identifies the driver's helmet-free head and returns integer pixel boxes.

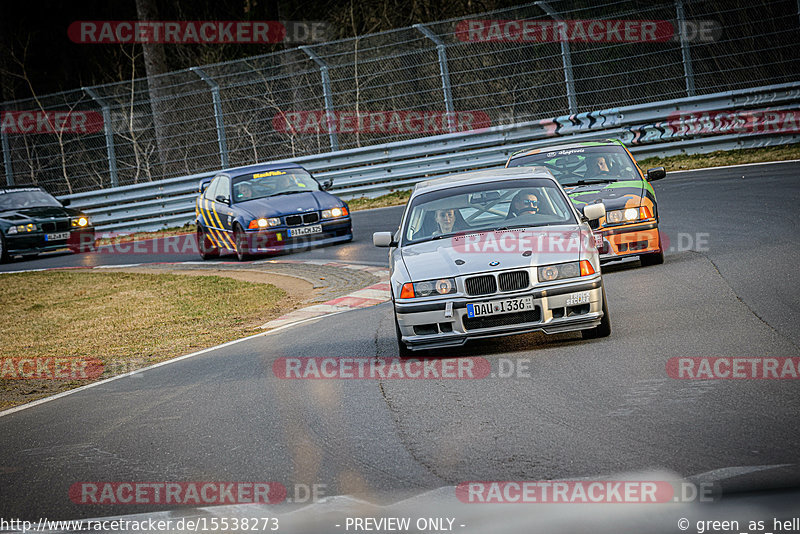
[510,189,539,216]
[587,155,611,174]
[236,182,254,200]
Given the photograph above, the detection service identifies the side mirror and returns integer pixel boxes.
[215,195,230,205]
[322,179,334,191]
[373,231,396,247]
[646,167,666,181]
[583,202,606,221]
[61,199,71,207]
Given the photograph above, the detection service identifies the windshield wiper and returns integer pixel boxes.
[562,178,617,186]
[267,190,306,197]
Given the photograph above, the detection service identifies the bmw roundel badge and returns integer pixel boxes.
[489,261,500,266]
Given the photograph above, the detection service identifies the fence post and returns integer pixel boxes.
[300,45,339,151]
[83,87,119,187]
[675,0,696,97]
[414,24,456,133]
[536,1,577,115]
[190,67,229,169]
[1,127,12,186]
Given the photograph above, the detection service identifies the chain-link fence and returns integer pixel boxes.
[1,0,798,196]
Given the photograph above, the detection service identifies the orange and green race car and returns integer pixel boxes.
[505,139,666,266]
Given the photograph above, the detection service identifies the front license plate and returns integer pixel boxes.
[288,225,322,237]
[565,291,591,306]
[467,296,534,318]
[593,231,604,248]
[45,232,70,241]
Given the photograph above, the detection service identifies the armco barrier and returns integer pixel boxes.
[59,82,800,233]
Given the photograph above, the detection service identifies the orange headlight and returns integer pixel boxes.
[580,260,595,276]
[399,283,415,299]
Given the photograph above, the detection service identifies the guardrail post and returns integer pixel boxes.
[414,24,456,133]
[190,67,229,169]
[675,0,696,97]
[83,86,119,187]
[536,1,578,115]
[1,127,12,186]
[300,46,339,151]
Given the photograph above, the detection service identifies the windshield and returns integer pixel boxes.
[231,168,320,203]
[0,189,62,210]
[402,178,577,245]
[507,145,640,186]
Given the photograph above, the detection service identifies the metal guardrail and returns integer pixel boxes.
[59,82,800,233]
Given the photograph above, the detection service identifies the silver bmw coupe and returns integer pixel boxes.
[374,167,610,355]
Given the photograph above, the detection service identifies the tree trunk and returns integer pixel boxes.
[135,0,171,178]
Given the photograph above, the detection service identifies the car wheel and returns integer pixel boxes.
[394,312,413,358]
[582,285,611,339]
[233,225,253,262]
[197,227,219,260]
[0,234,9,263]
[640,250,664,266]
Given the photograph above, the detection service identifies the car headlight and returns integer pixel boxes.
[7,223,36,235]
[249,217,281,229]
[71,216,89,227]
[399,278,457,299]
[606,208,641,224]
[537,261,595,281]
[322,207,348,219]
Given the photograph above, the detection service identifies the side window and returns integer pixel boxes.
[216,176,230,202]
[204,177,221,200]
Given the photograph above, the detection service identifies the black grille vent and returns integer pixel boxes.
[285,212,319,226]
[498,270,529,292]
[41,220,69,232]
[465,275,497,296]
[463,308,541,331]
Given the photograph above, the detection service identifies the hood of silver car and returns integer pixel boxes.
[399,226,590,281]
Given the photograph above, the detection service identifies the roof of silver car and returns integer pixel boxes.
[412,167,556,195]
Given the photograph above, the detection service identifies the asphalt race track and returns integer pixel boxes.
[1,161,799,523]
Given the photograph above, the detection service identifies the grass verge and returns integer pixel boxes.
[0,271,294,409]
[636,142,800,171]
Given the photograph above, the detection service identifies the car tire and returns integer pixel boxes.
[640,250,664,266]
[233,225,253,262]
[582,285,611,339]
[197,227,219,260]
[395,312,414,358]
[0,234,9,263]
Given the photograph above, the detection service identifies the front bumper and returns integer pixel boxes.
[243,218,352,253]
[4,228,95,255]
[395,276,604,350]
[594,222,660,263]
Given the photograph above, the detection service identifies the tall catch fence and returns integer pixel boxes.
[1,0,798,196]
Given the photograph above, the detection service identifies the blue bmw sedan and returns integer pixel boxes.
[195,163,352,261]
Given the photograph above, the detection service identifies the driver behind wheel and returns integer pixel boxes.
[507,190,539,219]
